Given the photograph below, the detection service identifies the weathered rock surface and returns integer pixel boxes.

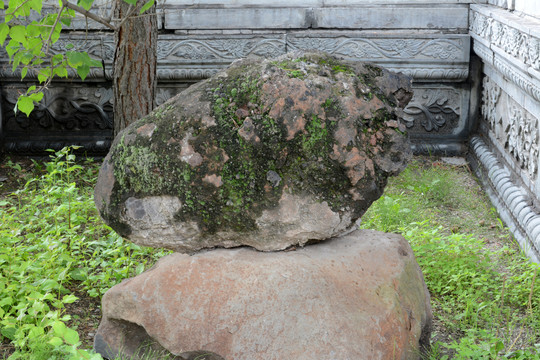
[94,51,413,252]
[94,229,432,360]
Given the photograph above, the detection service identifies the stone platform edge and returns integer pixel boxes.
[468,135,540,263]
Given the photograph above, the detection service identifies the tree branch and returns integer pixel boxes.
[61,0,116,31]
[115,4,136,30]
[5,0,32,17]
[44,3,65,55]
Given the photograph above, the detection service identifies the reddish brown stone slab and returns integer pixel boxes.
[94,229,432,360]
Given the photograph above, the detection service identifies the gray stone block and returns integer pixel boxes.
[313,6,469,30]
[164,8,311,29]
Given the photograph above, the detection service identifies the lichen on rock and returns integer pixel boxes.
[94,51,413,253]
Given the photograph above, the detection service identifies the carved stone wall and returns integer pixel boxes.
[481,76,539,182]
[0,0,475,155]
[469,3,540,261]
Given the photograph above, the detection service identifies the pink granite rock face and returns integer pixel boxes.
[94,51,413,253]
[94,229,432,360]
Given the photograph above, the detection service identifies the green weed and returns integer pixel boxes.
[0,148,169,359]
[362,159,540,359]
[3,152,540,359]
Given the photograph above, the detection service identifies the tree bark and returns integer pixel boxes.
[113,0,157,136]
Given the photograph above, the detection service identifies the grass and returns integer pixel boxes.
[0,150,539,359]
[361,158,540,359]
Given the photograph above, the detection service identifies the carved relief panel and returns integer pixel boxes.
[402,85,467,137]
[470,9,540,72]
[1,30,472,154]
[1,83,114,154]
[481,76,540,181]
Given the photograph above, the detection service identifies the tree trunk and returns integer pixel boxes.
[113,0,157,136]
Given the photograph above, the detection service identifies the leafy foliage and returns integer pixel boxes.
[0,148,169,359]
[0,0,154,115]
[0,0,100,115]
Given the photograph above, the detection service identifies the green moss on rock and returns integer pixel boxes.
[95,51,413,252]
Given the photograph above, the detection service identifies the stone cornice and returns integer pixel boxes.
[470,7,540,103]
[0,32,469,82]
[492,56,540,103]
[470,5,540,76]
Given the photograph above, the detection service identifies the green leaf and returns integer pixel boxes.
[9,25,26,44]
[77,64,90,81]
[51,22,62,43]
[64,328,79,345]
[77,0,94,11]
[15,96,35,116]
[69,268,87,281]
[60,10,75,26]
[89,57,103,68]
[0,0,4,9]
[60,16,72,26]
[54,66,68,78]
[52,321,67,336]
[29,0,43,13]
[26,24,41,37]
[123,0,137,5]
[12,52,21,72]
[27,37,43,53]
[90,352,104,360]
[6,39,20,58]
[28,325,44,339]
[1,327,16,340]
[139,0,154,14]
[62,294,78,304]
[51,54,64,65]
[0,297,13,307]
[66,51,84,67]
[38,68,52,83]
[0,23,9,45]
[39,279,58,291]
[492,340,505,354]
[136,263,145,274]
[49,336,63,347]
[29,91,44,103]
[21,67,28,79]
[12,1,30,17]
[20,51,34,65]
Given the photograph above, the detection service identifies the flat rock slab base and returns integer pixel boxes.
[94,229,432,360]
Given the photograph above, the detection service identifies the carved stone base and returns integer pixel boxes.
[469,136,540,263]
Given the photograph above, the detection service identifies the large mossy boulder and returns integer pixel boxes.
[94,51,413,252]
